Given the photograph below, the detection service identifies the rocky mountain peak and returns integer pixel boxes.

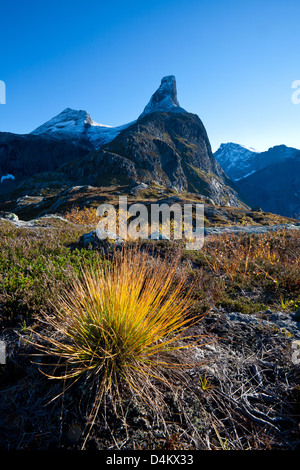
[30,106,136,149]
[31,107,99,136]
[138,75,187,120]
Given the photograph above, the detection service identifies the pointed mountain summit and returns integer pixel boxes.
[138,75,187,119]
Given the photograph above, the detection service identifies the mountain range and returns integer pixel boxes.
[0,76,245,209]
[214,143,300,218]
[0,75,299,220]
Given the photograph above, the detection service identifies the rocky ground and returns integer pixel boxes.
[1,210,299,236]
[0,307,299,450]
[0,212,299,451]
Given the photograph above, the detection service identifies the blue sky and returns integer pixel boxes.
[0,0,299,152]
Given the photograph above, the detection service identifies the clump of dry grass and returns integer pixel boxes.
[203,229,300,284]
[28,246,205,445]
[191,230,300,308]
[64,206,100,226]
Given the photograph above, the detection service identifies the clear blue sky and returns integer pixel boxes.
[0,0,299,152]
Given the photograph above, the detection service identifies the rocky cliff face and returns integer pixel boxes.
[60,110,244,206]
[0,132,92,198]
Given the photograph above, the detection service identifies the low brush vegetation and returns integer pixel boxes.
[0,219,100,325]
[0,217,299,328]
[184,229,300,314]
[1,215,298,323]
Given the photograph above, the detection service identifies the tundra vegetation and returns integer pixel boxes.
[0,214,299,450]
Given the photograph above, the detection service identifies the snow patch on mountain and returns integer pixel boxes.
[235,170,257,181]
[31,108,135,149]
[31,108,105,135]
[214,142,300,183]
[1,174,15,184]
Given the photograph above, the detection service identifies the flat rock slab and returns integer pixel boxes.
[204,222,300,237]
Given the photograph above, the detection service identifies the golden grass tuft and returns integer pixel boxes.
[29,246,205,443]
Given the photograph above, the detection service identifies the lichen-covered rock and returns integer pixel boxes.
[78,229,124,252]
[0,212,19,222]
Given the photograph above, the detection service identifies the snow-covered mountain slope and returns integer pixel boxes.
[30,76,188,149]
[214,143,260,181]
[138,75,187,120]
[31,108,135,149]
[214,142,300,218]
[214,142,300,182]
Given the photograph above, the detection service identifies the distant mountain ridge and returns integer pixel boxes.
[214,142,300,181]
[214,143,259,181]
[214,142,300,219]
